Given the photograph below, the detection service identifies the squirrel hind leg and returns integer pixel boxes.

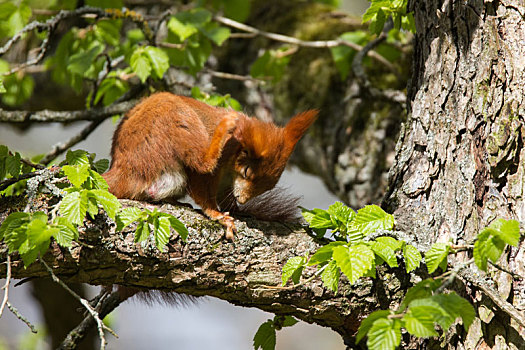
[146,168,188,201]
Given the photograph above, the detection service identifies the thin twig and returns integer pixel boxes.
[0,171,40,192]
[213,15,398,74]
[40,259,117,349]
[204,69,265,82]
[7,302,37,333]
[434,258,474,294]
[489,260,524,280]
[0,255,11,317]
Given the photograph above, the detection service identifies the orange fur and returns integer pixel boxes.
[103,92,318,239]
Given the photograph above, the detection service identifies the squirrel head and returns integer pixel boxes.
[232,110,318,204]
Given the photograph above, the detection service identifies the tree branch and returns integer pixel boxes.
[0,199,380,340]
[0,100,135,123]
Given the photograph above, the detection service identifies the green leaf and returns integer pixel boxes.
[327,201,355,228]
[67,45,104,76]
[369,8,387,35]
[144,46,170,79]
[280,316,298,328]
[89,189,121,220]
[93,159,110,174]
[375,236,403,251]
[199,23,231,46]
[116,207,143,231]
[130,49,151,83]
[250,49,291,82]
[403,244,422,273]
[370,240,398,267]
[367,318,401,350]
[22,217,54,266]
[403,305,439,337]
[53,217,78,247]
[223,0,251,22]
[301,208,334,229]
[308,241,346,266]
[86,196,99,219]
[167,16,198,41]
[321,259,340,293]
[356,310,391,344]
[425,242,450,273]
[89,170,109,190]
[62,164,90,188]
[282,256,305,286]
[351,205,395,235]
[153,216,171,251]
[489,218,520,246]
[399,278,441,311]
[166,215,188,242]
[431,293,476,331]
[6,152,21,177]
[332,244,375,284]
[134,220,150,243]
[0,212,30,240]
[253,321,276,350]
[60,190,88,225]
[0,3,31,37]
[94,19,122,46]
[66,150,90,166]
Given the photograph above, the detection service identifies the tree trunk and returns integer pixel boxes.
[384,0,525,346]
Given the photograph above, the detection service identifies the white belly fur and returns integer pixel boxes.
[147,169,187,200]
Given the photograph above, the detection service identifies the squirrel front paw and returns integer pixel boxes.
[218,212,236,240]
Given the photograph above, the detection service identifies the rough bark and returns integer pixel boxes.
[0,198,405,346]
[384,0,525,346]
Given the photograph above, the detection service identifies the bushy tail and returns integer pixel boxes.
[117,286,198,307]
[233,187,303,222]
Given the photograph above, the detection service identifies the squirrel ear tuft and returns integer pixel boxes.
[283,109,318,150]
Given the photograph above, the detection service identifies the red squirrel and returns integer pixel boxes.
[103,92,318,239]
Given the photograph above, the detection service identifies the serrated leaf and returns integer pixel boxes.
[403,244,422,273]
[431,293,476,331]
[66,150,90,166]
[0,212,30,240]
[200,23,231,46]
[367,318,401,350]
[351,205,395,235]
[301,208,334,229]
[425,242,450,273]
[130,49,151,83]
[53,217,78,247]
[321,259,340,293]
[356,310,391,344]
[333,244,375,284]
[154,216,171,251]
[282,256,305,286]
[253,321,276,350]
[86,196,99,219]
[6,152,21,177]
[89,189,121,220]
[308,241,346,266]
[144,46,170,79]
[327,201,355,228]
[166,215,188,242]
[134,220,150,243]
[62,164,90,188]
[370,241,398,267]
[489,218,520,247]
[376,236,403,251]
[403,306,439,337]
[60,190,88,225]
[400,278,441,311]
[281,316,298,328]
[93,159,110,174]
[89,170,109,190]
[116,207,143,231]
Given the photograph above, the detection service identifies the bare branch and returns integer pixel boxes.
[0,255,10,318]
[213,15,398,74]
[6,302,37,333]
[41,259,117,350]
[0,100,135,123]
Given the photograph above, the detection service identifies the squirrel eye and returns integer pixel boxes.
[242,166,250,178]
